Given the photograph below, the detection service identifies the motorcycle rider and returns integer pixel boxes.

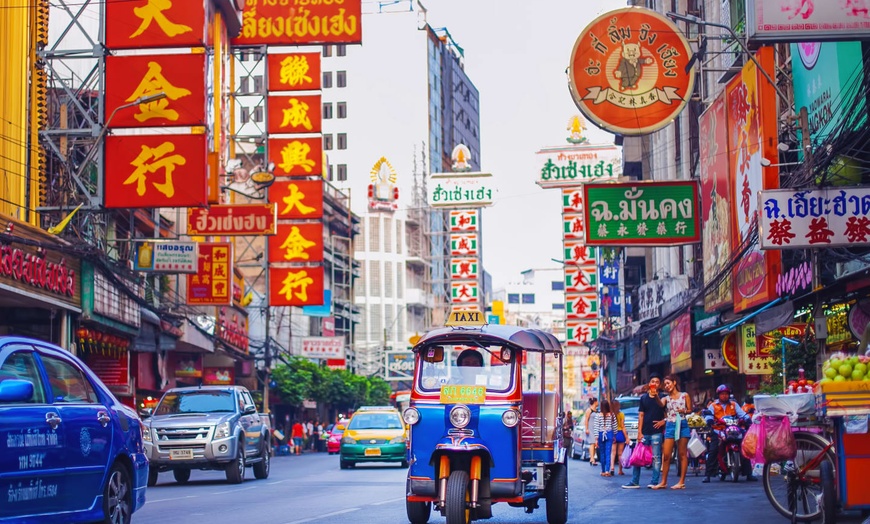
[702,384,755,483]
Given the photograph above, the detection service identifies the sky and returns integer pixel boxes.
[422,0,628,289]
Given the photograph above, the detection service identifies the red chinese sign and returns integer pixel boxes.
[268,53,321,91]
[268,95,322,134]
[105,54,207,129]
[269,180,324,220]
[203,366,235,386]
[269,137,323,176]
[568,7,695,135]
[187,242,232,306]
[105,0,207,49]
[83,353,129,387]
[268,223,324,263]
[269,266,324,307]
[105,134,207,208]
[721,332,739,371]
[187,204,277,236]
[216,305,249,354]
[231,0,362,46]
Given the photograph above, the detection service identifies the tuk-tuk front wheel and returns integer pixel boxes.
[407,499,431,524]
[445,470,470,524]
[545,464,568,524]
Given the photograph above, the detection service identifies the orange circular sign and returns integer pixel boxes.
[721,332,739,371]
[568,7,696,136]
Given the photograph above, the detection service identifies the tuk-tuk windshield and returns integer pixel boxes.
[418,345,514,393]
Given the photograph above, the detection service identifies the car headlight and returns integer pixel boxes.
[449,405,471,428]
[341,436,357,445]
[502,409,520,427]
[215,422,231,439]
[141,424,152,442]
[403,407,420,425]
[389,436,406,444]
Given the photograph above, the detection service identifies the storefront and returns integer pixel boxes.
[0,215,81,347]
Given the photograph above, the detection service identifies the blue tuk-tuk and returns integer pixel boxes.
[403,317,568,524]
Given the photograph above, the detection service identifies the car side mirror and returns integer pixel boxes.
[421,346,444,363]
[243,405,257,415]
[0,379,33,403]
[139,408,153,419]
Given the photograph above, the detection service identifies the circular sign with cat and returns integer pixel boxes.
[568,7,696,136]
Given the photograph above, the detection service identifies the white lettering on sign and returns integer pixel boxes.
[5,430,59,449]
[6,479,59,502]
[17,453,45,470]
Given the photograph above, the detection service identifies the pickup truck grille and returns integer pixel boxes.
[155,426,214,442]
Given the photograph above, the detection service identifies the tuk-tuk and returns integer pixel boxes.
[403,313,568,524]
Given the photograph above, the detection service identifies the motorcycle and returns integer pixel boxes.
[717,416,746,483]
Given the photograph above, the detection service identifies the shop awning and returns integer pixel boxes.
[698,297,786,337]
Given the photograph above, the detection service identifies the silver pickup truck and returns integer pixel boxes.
[143,385,271,485]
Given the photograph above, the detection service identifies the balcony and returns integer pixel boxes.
[405,287,432,308]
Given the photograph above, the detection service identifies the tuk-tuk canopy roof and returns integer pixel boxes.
[412,325,562,354]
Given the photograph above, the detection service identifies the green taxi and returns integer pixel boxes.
[339,406,408,469]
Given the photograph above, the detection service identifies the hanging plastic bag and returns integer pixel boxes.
[628,441,652,468]
[620,443,633,469]
[844,415,869,434]
[742,420,761,460]
[688,430,706,459]
[763,415,797,462]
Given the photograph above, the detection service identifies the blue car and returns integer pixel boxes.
[0,336,148,523]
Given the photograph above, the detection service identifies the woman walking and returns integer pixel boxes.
[584,398,600,466]
[610,399,628,475]
[652,375,692,489]
[595,399,618,476]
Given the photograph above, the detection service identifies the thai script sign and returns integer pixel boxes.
[567,7,695,135]
[760,187,870,249]
[301,336,344,359]
[583,181,700,246]
[187,242,232,306]
[747,0,870,43]
[536,144,621,188]
[188,204,277,236]
[704,348,727,371]
[428,173,494,208]
[739,323,773,375]
[216,306,249,354]
[757,324,806,357]
[232,0,362,46]
[105,0,208,49]
[267,53,322,92]
[0,244,77,300]
[385,350,415,382]
[269,266,324,306]
[134,241,198,273]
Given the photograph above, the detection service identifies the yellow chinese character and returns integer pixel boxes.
[123,141,185,198]
[279,269,314,302]
[280,226,316,260]
[279,55,312,87]
[278,141,316,173]
[280,98,313,130]
[131,0,193,38]
[127,62,192,123]
[280,183,317,215]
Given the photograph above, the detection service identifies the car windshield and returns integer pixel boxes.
[417,344,515,393]
[617,397,640,411]
[155,390,235,415]
[347,412,403,430]
[622,407,639,419]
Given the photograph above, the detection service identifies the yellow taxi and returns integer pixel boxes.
[339,406,408,469]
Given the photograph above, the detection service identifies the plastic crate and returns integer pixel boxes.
[815,381,870,417]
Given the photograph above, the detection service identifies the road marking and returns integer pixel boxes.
[266,480,287,485]
[147,495,197,503]
[210,485,258,495]
[370,496,405,506]
[283,507,360,524]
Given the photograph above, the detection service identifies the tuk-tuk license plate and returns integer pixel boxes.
[365,448,381,456]
[170,449,194,460]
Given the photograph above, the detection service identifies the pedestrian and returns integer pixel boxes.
[313,420,322,452]
[291,419,304,455]
[610,399,628,476]
[584,398,599,466]
[652,374,692,490]
[596,399,617,476]
[623,374,666,489]
[562,410,575,455]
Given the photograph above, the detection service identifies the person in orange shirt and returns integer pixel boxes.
[703,385,754,483]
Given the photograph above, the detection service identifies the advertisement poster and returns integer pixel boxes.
[203,367,234,386]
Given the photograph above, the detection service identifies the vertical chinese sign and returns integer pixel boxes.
[562,186,600,348]
[449,209,480,307]
[187,242,233,306]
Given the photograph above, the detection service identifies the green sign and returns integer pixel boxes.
[440,385,486,404]
[583,181,700,246]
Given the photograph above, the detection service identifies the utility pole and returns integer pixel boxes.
[263,304,271,413]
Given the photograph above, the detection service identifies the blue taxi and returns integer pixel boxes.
[0,336,148,523]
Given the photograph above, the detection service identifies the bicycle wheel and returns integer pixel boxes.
[763,431,836,522]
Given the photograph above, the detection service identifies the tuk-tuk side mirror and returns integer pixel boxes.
[422,346,444,363]
[500,348,512,362]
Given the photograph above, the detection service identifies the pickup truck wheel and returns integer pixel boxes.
[173,469,191,484]
[253,443,271,479]
[147,468,158,487]
[225,446,246,484]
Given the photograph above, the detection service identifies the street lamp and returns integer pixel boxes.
[781,337,800,392]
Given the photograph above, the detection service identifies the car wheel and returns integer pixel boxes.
[225,446,246,484]
[173,469,191,484]
[253,442,271,479]
[400,459,409,468]
[147,468,158,487]
[102,463,132,524]
[406,478,432,524]
[340,458,350,469]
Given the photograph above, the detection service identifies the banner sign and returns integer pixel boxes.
[704,348,727,371]
[536,144,621,188]
[583,181,701,246]
[450,233,478,256]
[105,0,207,49]
[451,258,479,280]
[636,275,689,322]
[747,0,870,43]
[565,265,598,293]
[670,313,692,373]
[451,281,479,303]
[269,266,324,306]
[759,187,870,249]
[133,241,198,273]
[428,173,494,208]
[268,223,324,263]
[563,214,586,240]
[267,95,323,135]
[757,324,807,357]
[563,241,597,266]
[187,242,232,306]
[739,323,773,375]
[231,0,362,46]
[565,292,599,320]
[385,350,415,381]
[175,354,203,378]
[187,204,277,236]
[449,210,478,232]
[216,306,249,355]
[269,137,324,177]
[269,180,324,220]
[566,320,600,347]
[203,366,234,386]
[267,53,322,92]
[301,336,344,360]
[567,7,695,135]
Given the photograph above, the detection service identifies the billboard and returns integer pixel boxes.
[536,144,621,188]
[133,241,198,273]
[301,337,344,360]
[269,266,324,307]
[428,173,494,208]
[748,0,870,43]
[230,0,362,46]
[759,187,870,248]
[269,180,324,220]
[105,0,208,49]
[187,204,277,236]
[267,95,323,135]
[385,351,415,382]
[268,222,324,263]
[267,53,322,92]
[269,137,324,177]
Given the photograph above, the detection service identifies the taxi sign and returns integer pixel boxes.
[445,307,486,327]
[440,385,486,404]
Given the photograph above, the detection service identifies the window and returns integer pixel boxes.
[0,350,46,404]
[369,216,379,251]
[336,70,347,87]
[323,103,333,119]
[551,281,564,291]
[552,303,565,310]
[322,71,333,88]
[323,134,333,151]
[322,45,332,57]
[253,106,263,123]
[252,75,263,93]
[397,262,404,298]
[238,76,250,94]
[337,133,347,150]
[42,355,98,403]
[522,294,535,304]
[337,102,347,119]
[240,107,250,124]
[327,164,334,181]
[385,262,393,297]
[354,260,366,296]
[507,293,520,304]
[370,261,381,295]
[337,44,347,57]
[337,164,347,181]
[396,220,403,254]
[384,217,393,253]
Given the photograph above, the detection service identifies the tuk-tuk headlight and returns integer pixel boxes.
[449,405,471,429]
[403,407,420,425]
[502,409,520,427]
